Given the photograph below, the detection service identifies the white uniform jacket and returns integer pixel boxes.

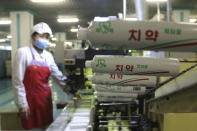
[12,46,66,109]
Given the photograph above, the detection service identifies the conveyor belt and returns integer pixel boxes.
[47,99,93,131]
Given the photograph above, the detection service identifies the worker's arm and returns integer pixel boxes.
[49,53,69,91]
[12,48,29,109]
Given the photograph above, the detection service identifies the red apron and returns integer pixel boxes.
[21,47,53,130]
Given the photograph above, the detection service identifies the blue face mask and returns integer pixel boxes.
[34,38,49,50]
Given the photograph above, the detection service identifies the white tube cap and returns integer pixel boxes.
[85,60,92,68]
[77,28,88,40]
[88,75,93,81]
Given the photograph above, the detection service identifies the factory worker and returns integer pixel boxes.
[12,22,70,130]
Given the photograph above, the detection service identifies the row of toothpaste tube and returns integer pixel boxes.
[90,74,152,102]
[86,55,180,102]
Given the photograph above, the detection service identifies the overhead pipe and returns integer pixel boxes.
[123,0,127,19]
[134,0,147,21]
[166,0,171,22]
[157,1,161,21]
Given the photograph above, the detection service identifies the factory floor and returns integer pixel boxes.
[0,77,73,120]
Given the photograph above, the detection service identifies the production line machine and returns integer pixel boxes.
[63,46,126,94]
[85,55,180,131]
[47,18,197,131]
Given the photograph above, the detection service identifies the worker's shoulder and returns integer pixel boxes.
[17,46,30,54]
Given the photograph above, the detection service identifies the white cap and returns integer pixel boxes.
[88,75,93,81]
[32,22,52,35]
[77,28,88,40]
[85,60,92,68]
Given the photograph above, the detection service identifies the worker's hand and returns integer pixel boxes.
[19,107,30,120]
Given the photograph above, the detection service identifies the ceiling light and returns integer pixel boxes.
[146,0,167,2]
[0,39,6,42]
[7,35,12,39]
[31,0,64,3]
[52,37,57,41]
[57,18,79,23]
[70,29,78,32]
[0,20,11,25]
[189,19,197,23]
[94,17,109,22]
[125,18,137,21]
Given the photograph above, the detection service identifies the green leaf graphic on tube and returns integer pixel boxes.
[96,22,114,33]
[96,59,107,68]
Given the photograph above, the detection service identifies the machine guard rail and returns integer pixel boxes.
[138,63,197,99]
